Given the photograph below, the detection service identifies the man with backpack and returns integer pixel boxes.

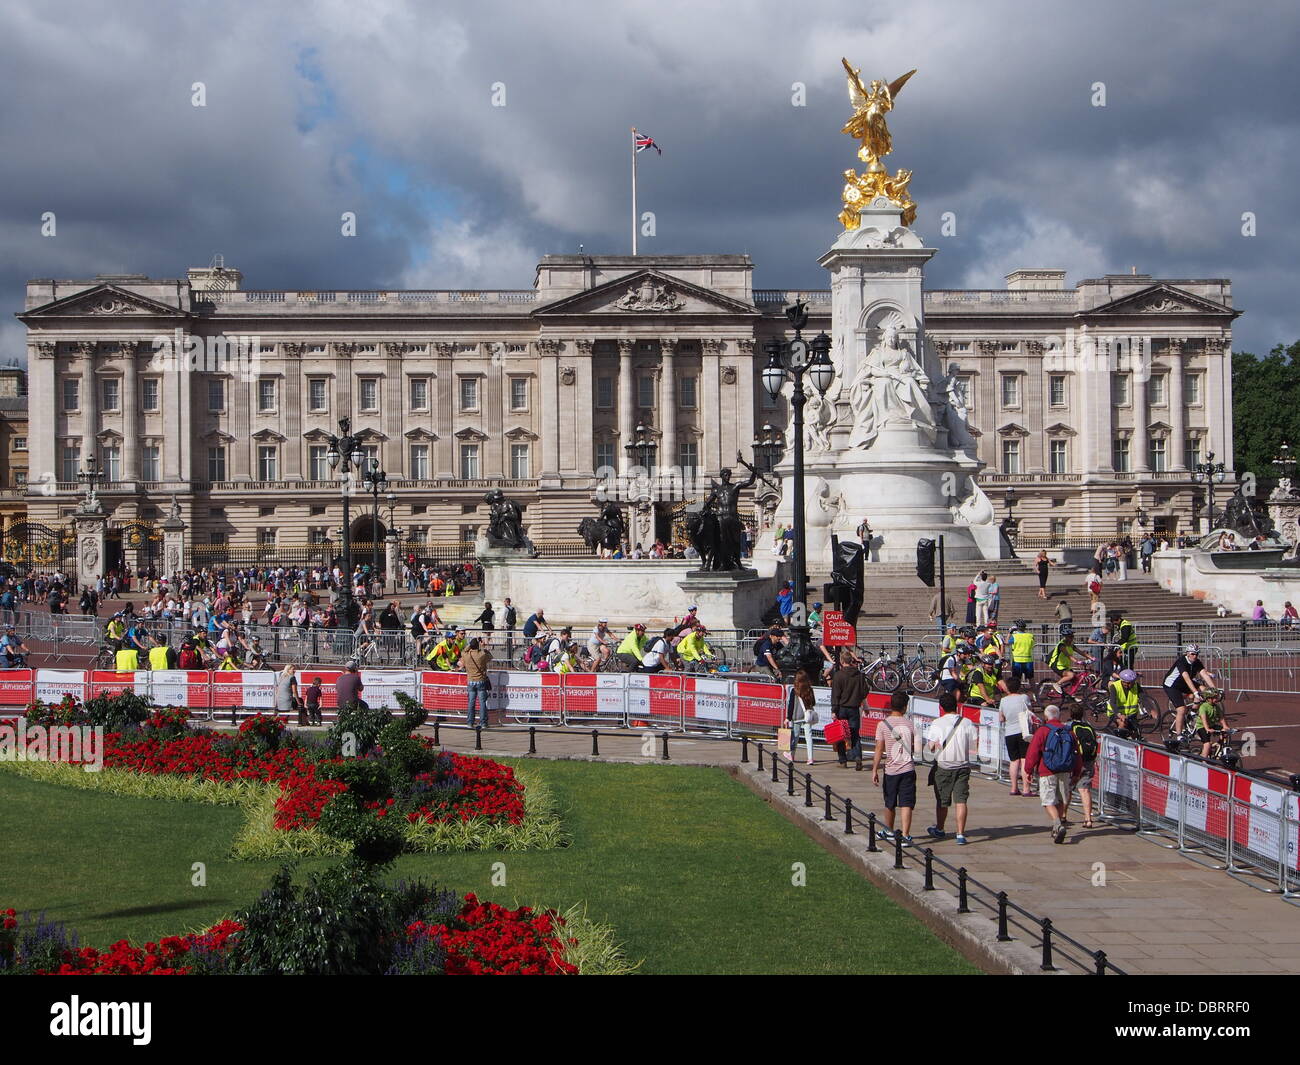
[1068,705,1099,829]
[1023,703,1083,844]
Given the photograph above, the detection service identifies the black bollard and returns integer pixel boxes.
[844,798,854,834]
[528,726,536,754]
[957,867,970,913]
[661,733,670,761]
[893,829,904,869]
[924,849,935,890]
[997,892,1010,940]
[741,735,749,764]
[474,726,482,751]
[591,729,600,756]
[1041,918,1055,971]
[867,812,878,852]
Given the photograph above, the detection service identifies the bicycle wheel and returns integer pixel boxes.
[909,665,938,694]
[872,665,902,692]
[1136,693,1164,736]
[1084,691,1111,724]
[1035,680,1063,704]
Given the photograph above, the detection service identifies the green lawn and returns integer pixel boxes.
[0,760,975,975]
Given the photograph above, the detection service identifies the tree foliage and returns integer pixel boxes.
[1232,342,1300,491]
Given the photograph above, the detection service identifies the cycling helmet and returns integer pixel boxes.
[1059,623,1074,636]
[1118,669,1138,683]
[955,642,972,654]
[1184,644,1200,655]
[981,654,998,665]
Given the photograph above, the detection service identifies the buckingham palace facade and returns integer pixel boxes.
[16,254,1238,566]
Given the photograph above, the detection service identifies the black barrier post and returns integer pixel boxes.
[997,892,1011,941]
[804,773,813,808]
[867,812,878,851]
[433,719,440,745]
[895,625,904,659]
[741,735,749,763]
[591,729,600,756]
[1175,620,1183,647]
[772,751,780,782]
[756,744,764,772]
[1041,918,1055,971]
[924,849,935,890]
[893,829,904,869]
[1240,620,1247,653]
[1093,949,1108,976]
[528,726,536,754]
[844,798,854,834]
[661,733,670,761]
[231,706,237,727]
[474,726,482,751]
[957,867,970,913]
[823,785,833,822]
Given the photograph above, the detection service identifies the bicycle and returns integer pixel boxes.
[860,646,903,692]
[900,642,938,694]
[1203,727,1241,769]
[1035,668,1101,708]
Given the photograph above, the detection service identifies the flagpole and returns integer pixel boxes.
[630,126,638,256]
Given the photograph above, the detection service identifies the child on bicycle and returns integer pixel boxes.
[1194,688,1229,759]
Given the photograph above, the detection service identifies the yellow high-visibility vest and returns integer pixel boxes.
[115,648,140,672]
[1010,631,1035,664]
[148,646,170,671]
[1109,680,1140,714]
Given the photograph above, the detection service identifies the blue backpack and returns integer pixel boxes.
[1042,725,1077,773]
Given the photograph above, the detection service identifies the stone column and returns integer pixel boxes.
[538,340,560,484]
[618,339,635,471]
[74,509,108,590]
[701,339,723,476]
[1132,338,1150,472]
[734,339,756,472]
[659,337,677,471]
[574,340,594,476]
[384,532,398,595]
[1167,339,1186,470]
[79,342,98,471]
[121,342,139,481]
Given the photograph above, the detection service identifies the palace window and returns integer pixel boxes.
[100,444,121,482]
[12,437,26,452]
[459,378,479,412]
[679,376,697,409]
[207,379,225,412]
[257,379,276,413]
[954,375,973,410]
[1001,438,1021,475]
[409,444,429,480]
[308,445,329,480]
[1051,517,1068,540]
[209,531,227,546]
[596,377,614,409]
[258,528,277,547]
[510,443,530,479]
[309,527,328,545]
[257,445,277,481]
[61,444,80,482]
[142,446,160,481]
[459,443,479,479]
[1149,437,1167,472]
[679,441,698,473]
[1049,439,1068,475]
[359,378,379,412]
[1112,438,1130,473]
[309,378,328,412]
[595,441,615,471]
[1112,374,1130,406]
[1186,373,1202,405]
[63,379,80,412]
[409,378,429,411]
[102,378,120,411]
[1186,436,1203,469]
[207,446,226,481]
[1150,374,1167,405]
[638,374,655,408]
[141,379,160,412]
[1000,374,1020,408]
[510,378,529,411]
[1049,375,1066,407]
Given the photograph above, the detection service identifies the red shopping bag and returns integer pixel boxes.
[824,719,849,745]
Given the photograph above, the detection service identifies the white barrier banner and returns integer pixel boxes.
[148,671,191,708]
[1233,776,1286,866]
[685,676,730,723]
[360,670,419,710]
[35,669,87,704]
[1100,734,1139,802]
[626,674,649,719]
[977,707,1001,764]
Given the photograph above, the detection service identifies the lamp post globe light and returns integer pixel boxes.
[325,416,370,629]
[762,301,835,677]
[1191,451,1227,531]
[624,422,658,548]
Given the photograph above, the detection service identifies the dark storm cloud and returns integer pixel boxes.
[2,0,1297,356]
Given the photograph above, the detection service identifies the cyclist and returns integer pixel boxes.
[1106,668,1152,736]
[114,640,141,672]
[105,612,127,646]
[522,608,551,640]
[1009,619,1036,682]
[938,642,968,695]
[677,626,717,670]
[940,624,959,656]
[974,622,1004,657]
[586,619,614,668]
[964,653,1000,706]
[753,627,784,678]
[1112,611,1139,671]
[425,629,462,671]
[639,628,674,674]
[1161,644,1217,738]
[1047,626,1089,691]
[1193,688,1229,759]
[615,624,648,671]
[546,626,573,665]
[147,633,176,671]
[0,627,29,668]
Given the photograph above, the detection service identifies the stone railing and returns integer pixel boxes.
[200,290,539,305]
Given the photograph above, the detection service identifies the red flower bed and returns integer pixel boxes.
[42,920,245,976]
[408,753,526,825]
[407,894,578,975]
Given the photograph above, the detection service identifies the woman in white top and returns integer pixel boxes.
[784,670,817,766]
[998,673,1036,796]
[973,572,990,626]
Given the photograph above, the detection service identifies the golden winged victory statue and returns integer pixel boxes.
[838,59,917,229]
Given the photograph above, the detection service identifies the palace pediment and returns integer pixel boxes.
[20,284,189,320]
[1085,284,1235,318]
[534,270,758,318]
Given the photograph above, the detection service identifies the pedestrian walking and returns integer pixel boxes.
[463,636,493,729]
[784,668,817,766]
[998,674,1036,796]
[973,571,990,626]
[925,691,978,845]
[872,689,918,846]
[1035,550,1054,600]
[1067,705,1099,828]
[1023,703,1082,843]
[829,650,867,767]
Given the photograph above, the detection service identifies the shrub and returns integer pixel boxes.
[83,691,154,732]
[317,793,404,866]
[327,703,392,756]
[237,713,287,754]
[395,691,429,731]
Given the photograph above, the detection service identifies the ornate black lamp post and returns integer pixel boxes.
[1001,485,1020,551]
[751,423,784,475]
[361,457,389,588]
[77,457,106,513]
[384,490,400,595]
[1192,451,1227,530]
[326,417,367,628]
[761,301,834,675]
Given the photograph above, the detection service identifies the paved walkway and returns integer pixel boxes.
[427,722,1300,975]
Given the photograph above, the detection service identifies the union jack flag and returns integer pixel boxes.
[634,130,662,155]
